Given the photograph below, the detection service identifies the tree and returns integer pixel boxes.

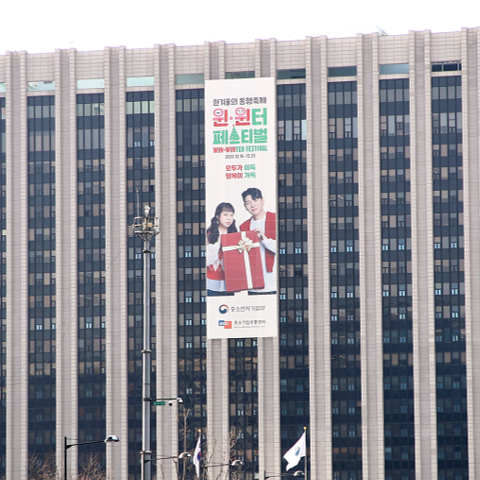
[78,455,109,480]
[24,452,111,480]
[179,407,193,480]
[28,453,59,480]
[202,426,242,480]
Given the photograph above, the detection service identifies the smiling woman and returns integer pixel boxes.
[206,202,238,294]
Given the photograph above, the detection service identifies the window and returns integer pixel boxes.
[176,74,205,85]
[328,66,357,77]
[28,81,55,91]
[77,79,105,89]
[379,63,409,74]
[226,71,255,79]
[127,76,154,87]
[432,61,462,72]
[277,69,306,80]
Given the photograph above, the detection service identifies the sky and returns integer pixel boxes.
[1,0,479,54]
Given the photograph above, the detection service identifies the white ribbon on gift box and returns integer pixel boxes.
[222,232,260,290]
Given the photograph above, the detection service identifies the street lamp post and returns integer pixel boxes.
[206,460,244,480]
[264,471,304,480]
[133,205,160,480]
[144,452,192,463]
[144,452,191,480]
[64,434,119,480]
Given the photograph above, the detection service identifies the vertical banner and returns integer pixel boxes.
[205,78,278,339]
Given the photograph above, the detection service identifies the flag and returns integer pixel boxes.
[193,434,201,478]
[283,431,306,471]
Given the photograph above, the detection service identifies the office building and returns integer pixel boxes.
[0,27,479,480]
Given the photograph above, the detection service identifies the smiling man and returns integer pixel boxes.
[240,187,276,294]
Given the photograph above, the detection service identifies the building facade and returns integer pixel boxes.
[0,28,480,480]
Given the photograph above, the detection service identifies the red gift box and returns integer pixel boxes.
[221,231,265,292]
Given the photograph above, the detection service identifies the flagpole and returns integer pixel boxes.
[303,427,307,480]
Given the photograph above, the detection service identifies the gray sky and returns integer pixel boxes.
[2,0,479,54]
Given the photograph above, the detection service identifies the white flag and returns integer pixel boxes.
[193,434,201,478]
[283,431,306,471]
